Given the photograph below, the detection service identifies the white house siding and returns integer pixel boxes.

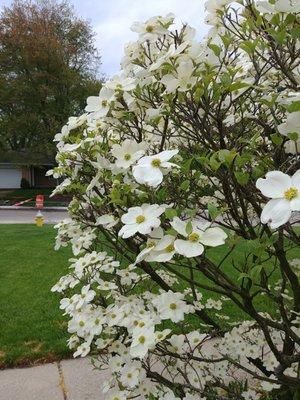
[0,165,21,188]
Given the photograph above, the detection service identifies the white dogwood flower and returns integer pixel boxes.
[278,111,300,138]
[145,235,176,262]
[119,361,145,388]
[111,139,146,169]
[161,60,197,93]
[152,291,191,323]
[134,227,164,264]
[106,75,136,92]
[256,170,300,228]
[95,214,118,229]
[130,326,156,359]
[132,149,178,187]
[131,14,173,40]
[73,341,91,358]
[170,217,227,257]
[76,284,96,309]
[119,204,166,239]
[85,87,115,118]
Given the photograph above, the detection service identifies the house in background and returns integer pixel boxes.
[0,151,57,189]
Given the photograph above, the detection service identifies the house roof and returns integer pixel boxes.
[0,150,55,166]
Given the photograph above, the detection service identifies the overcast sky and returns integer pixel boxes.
[0,0,209,76]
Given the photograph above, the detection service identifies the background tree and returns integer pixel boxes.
[0,0,102,158]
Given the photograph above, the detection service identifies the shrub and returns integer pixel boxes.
[50,1,300,399]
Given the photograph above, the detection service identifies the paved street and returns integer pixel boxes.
[0,208,68,224]
[0,358,109,400]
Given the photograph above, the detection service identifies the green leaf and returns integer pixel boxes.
[287,101,300,112]
[165,208,178,219]
[156,187,167,202]
[228,82,249,92]
[185,221,193,235]
[271,133,283,145]
[181,158,193,173]
[209,44,221,57]
[240,39,259,54]
[234,172,249,186]
[209,154,221,171]
[207,203,220,220]
[165,228,177,236]
[291,26,300,39]
[238,272,250,281]
[194,86,204,102]
[180,180,190,191]
[288,132,299,141]
[249,264,264,279]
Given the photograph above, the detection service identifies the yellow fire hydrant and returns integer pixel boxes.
[35,210,44,227]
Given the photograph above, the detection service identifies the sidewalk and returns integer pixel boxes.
[0,208,68,223]
[0,358,108,400]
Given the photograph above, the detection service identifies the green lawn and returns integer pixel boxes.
[0,224,71,368]
[0,224,298,369]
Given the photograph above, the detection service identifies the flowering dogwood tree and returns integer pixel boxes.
[50,1,300,399]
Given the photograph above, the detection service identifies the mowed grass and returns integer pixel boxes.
[0,224,71,368]
[0,224,298,368]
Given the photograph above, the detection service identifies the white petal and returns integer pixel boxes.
[146,251,175,262]
[135,247,153,264]
[174,239,204,257]
[118,224,138,238]
[155,235,174,251]
[290,197,300,211]
[136,155,152,166]
[138,219,160,234]
[85,96,100,112]
[200,227,227,247]
[133,165,163,187]
[156,149,178,162]
[121,207,142,224]
[170,217,187,237]
[291,170,300,189]
[149,227,164,239]
[256,171,291,198]
[261,199,292,229]
[161,76,179,93]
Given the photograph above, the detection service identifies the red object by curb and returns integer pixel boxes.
[35,195,44,209]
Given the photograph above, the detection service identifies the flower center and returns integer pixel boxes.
[188,232,200,242]
[101,100,108,107]
[147,240,156,248]
[151,158,161,168]
[79,320,85,327]
[124,153,131,161]
[136,215,146,224]
[138,335,146,344]
[169,303,177,310]
[284,187,298,201]
[165,244,175,253]
[146,25,154,33]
